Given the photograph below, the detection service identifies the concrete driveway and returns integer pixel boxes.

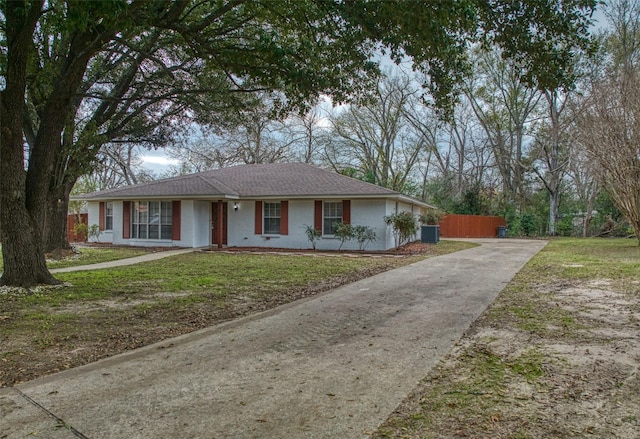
[1,239,547,439]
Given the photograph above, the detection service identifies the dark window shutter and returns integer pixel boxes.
[99,202,105,230]
[314,200,323,232]
[122,201,131,239]
[342,200,351,224]
[255,201,263,234]
[172,201,181,240]
[280,201,288,235]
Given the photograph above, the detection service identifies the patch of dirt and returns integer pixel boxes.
[45,247,79,262]
[374,278,640,438]
[52,292,194,313]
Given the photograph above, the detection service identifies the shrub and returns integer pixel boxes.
[303,224,322,250]
[556,215,576,236]
[353,225,376,251]
[520,213,537,236]
[73,222,88,241]
[419,208,445,225]
[332,222,353,250]
[88,224,101,242]
[384,211,418,249]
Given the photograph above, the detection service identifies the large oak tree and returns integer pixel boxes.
[1,0,596,286]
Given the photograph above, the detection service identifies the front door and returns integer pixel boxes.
[211,202,228,246]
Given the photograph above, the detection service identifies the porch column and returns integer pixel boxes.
[217,199,224,248]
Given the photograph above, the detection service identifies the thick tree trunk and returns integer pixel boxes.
[44,182,74,253]
[0,105,58,286]
[0,201,58,287]
[1,0,59,287]
[1,90,58,286]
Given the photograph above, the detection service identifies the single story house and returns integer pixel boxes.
[76,163,433,251]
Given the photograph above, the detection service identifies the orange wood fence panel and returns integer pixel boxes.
[67,213,88,242]
[439,214,506,238]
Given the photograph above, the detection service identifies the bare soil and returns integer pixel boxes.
[374,277,640,438]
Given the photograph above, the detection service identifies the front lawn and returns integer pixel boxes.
[0,240,474,386]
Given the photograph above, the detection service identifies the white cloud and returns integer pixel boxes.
[141,155,180,166]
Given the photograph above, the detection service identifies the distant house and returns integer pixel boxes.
[76,163,432,251]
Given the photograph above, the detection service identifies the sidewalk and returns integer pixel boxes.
[1,239,547,438]
[49,248,196,273]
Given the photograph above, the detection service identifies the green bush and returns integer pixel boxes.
[303,224,322,250]
[353,225,377,251]
[556,215,576,236]
[384,211,418,249]
[332,222,353,250]
[419,208,445,225]
[88,224,101,242]
[520,213,537,236]
[73,222,88,241]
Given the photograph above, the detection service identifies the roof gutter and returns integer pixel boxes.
[72,193,435,209]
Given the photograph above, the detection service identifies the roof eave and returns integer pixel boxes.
[73,193,434,209]
[71,194,240,202]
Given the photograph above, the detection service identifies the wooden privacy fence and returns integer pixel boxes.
[67,213,88,242]
[439,214,506,238]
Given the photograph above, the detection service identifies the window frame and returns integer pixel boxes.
[131,201,173,240]
[263,201,281,235]
[323,201,343,236]
[104,202,114,231]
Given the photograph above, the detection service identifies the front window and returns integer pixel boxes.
[132,201,172,239]
[263,202,281,234]
[104,202,113,230]
[323,201,343,235]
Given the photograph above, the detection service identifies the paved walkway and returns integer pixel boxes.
[1,239,547,438]
[49,248,196,273]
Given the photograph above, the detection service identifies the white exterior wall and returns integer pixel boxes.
[384,200,397,247]
[191,200,211,247]
[86,197,424,250]
[384,200,422,247]
[87,202,109,243]
[322,199,388,251]
[225,199,393,251]
[226,200,258,247]
[227,199,322,250]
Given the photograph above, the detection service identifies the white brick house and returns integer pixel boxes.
[77,163,432,251]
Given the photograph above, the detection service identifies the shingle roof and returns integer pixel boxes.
[77,163,423,203]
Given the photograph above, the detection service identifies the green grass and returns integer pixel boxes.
[23,242,474,306]
[528,237,640,284]
[0,245,152,271]
[47,252,391,304]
